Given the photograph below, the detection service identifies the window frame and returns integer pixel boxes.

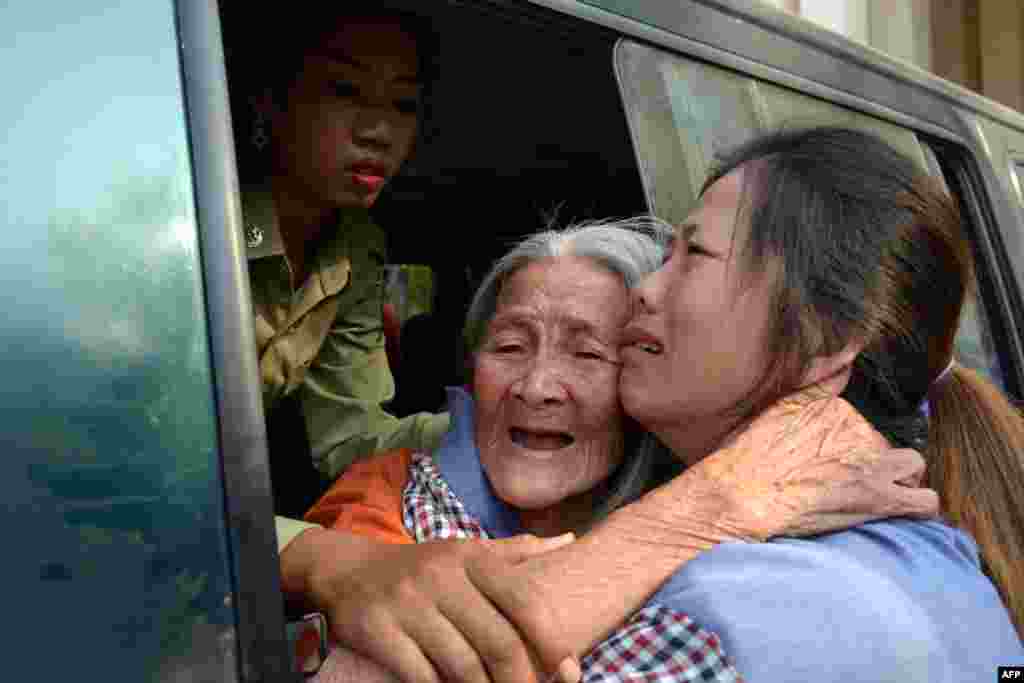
[175,0,297,680]
[1010,158,1024,208]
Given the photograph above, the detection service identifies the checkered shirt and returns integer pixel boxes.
[401,452,745,682]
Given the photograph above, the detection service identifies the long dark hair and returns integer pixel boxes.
[705,126,1024,636]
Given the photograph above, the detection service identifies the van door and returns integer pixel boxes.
[1,0,291,680]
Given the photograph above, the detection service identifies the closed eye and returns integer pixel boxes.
[687,242,714,257]
[494,343,525,354]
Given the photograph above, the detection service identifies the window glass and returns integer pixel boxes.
[954,292,1005,387]
[615,40,761,223]
[1,1,237,681]
[754,83,930,172]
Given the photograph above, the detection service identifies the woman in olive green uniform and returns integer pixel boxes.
[227,9,448,544]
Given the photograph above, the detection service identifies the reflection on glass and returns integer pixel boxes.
[1,0,238,681]
[616,41,760,224]
[955,288,1005,390]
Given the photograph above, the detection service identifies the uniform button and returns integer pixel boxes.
[245,223,264,248]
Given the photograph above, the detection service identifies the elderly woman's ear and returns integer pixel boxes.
[797,340,864,395]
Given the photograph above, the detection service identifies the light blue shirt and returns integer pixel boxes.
[650,519,1024,681]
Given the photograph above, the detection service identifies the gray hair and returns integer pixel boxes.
[463,216,676,524]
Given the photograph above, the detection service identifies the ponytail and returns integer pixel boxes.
[926,364,1024,637]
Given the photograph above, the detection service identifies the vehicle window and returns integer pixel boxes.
[614,41,761,222]
[921,142,1006,389]
[2,1,238,680]
[954,290,1005,386]
[753,84,930,171]
[615,40,929,223]
[615,39,1008,390]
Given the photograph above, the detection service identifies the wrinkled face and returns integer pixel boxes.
[473,256,629,511]
[619,168,776,459]
[269,16,420,210]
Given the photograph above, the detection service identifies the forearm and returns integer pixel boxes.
[279,527,374,610]
[524,470,740,653]
[524,391,940,656]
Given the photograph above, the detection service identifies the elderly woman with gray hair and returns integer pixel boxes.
[289,218,936,683]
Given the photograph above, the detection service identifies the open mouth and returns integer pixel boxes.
[509,428,574,451]
[351,173,386,192]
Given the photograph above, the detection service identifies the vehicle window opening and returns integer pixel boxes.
[218,0,649,514]
[922,136,1024,400]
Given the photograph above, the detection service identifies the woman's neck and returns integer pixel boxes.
[271,183,337,288]
[656,415,742,468]
[518,489,601,538]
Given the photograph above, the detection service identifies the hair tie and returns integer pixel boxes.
[935,358,956,385]
[918,358,956,419]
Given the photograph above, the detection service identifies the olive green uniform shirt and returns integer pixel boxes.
[242,191,449,551]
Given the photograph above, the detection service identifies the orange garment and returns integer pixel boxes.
[304,448,414,544]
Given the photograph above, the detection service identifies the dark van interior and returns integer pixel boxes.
[221,0,649,514]
[377,4,648,403]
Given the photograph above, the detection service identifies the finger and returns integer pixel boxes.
[871,448,927,484]
[486,533,575,564]
[833,476,940,520]
[336,611,443,683]
[401,607,496,683]
[882,483,940,519]
[431,567,543,683]
[317,645,405,683]
[466,553,579,683]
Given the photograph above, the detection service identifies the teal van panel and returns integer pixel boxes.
[1,0,238,680]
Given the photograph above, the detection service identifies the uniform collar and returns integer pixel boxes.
[242,186,376,297]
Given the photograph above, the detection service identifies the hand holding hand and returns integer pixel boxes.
[292,529,582,683]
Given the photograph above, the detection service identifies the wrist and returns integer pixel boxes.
[279,527,329,599]
[280,528,376,606]
[622,467,764,549]
[302,531,391,618]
